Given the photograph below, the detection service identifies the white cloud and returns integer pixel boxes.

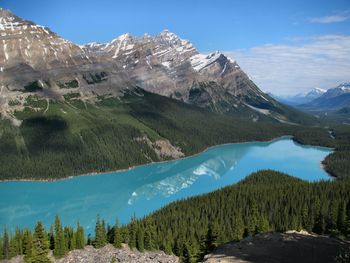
[308,15,349,24]
[224,35,350,95]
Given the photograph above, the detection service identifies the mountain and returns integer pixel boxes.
[0,10,320,181]
[306,87,327,99]
[271,88,326,106]
[300,83,350,111]
[0,9,314,125]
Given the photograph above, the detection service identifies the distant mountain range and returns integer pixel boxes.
[0,8,312,125]
[299,83,350,111]
[269,88,326,106]
[271,83,350,113]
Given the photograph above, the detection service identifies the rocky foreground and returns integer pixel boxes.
[4,244,179,263]
[203,231,350,263]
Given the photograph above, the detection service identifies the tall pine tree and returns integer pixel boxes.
[94,216,107,248]
[32,221,50,263]
[3,226,9,260]
[113,220,122,248]
[75,222,85,249]
[22,229,33,263]
[232,212,244,241]
[0,237,3,260]
[53,215,66,258]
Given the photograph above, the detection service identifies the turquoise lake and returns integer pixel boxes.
[0,137,332,233]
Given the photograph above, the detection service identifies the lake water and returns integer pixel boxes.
[0,137,332,233]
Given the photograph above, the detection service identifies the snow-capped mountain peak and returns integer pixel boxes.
[155,30,193,50]
[2,10,286,124]
[306,87,326,98]
[300,82,350,111]
[337,83,350,92]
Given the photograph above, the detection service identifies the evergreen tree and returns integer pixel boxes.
[313,212,326,234]
[22,229,33,263]
[101,220,107,245]
[128,218,137,249]
[121,227,129,244]
[113,220,122,248]
[75,222,85,249]
[337,202,347,233]
[136,228,144,252]
[0,237,3,260]
[32,222,50,263]
[15,228,23,255]
[53,215,66,258]
[3,226,9,260]
[257,215,270,233]
[203,223,219,254]
[163,239,172,255]
[327,203,338,231]
[173,240,183,258]
[345,202,350,237]
[9,233,18,258]
[232,212,244,241]
[182,243,196,263]
[48,226,55,251]
[246,201,259,235]
[144,219,156,251]
[64,226,75,251]
[94,216,107,248]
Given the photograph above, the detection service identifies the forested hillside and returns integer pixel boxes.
[293,125,350,179]
[120,170,350,261]
[1,171,349,262]
[1,89,349,181]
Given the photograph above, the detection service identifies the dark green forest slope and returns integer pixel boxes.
[0,89,349,180]
[121,170,350,261]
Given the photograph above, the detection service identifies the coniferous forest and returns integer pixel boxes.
[0,90,350,181]
[1,170,350,262]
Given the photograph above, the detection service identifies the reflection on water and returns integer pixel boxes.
[128,149,246,204]
[0,138,331,233]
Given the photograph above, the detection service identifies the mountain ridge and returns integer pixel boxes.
[270,87,326,106]
[300,83,350,111]
[0,9,315,125]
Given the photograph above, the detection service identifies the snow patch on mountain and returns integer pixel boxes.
[245,103,270,115]
[190,51,222,72]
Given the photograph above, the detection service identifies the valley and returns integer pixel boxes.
[0,5,350,263]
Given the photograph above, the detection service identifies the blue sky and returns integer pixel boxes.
[2,0,350,94]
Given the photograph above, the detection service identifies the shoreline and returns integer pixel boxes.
[0,135,334,183]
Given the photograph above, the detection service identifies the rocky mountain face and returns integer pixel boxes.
[81,29,275,115]
[0,8,130,113]
[0,9,304,124]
